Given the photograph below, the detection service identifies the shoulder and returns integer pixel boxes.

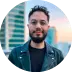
[45,42,62,55]
[52,46,62,54]
[8,45,24,59]
[52,46,64,64]
[48,44,63,57]
[9,40,30,56]
[10,45,23,54]
[45,42,64,64]
[45,42,62,54]
[8,42,28,62]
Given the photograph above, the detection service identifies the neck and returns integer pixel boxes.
[30,40,45,49]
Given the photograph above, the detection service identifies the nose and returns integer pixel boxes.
[36,22,41,28]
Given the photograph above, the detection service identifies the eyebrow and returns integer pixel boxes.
[40,20,46,22]
[30,19,46,22]
[31,19,37,21]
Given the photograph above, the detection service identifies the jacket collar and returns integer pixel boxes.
[20,40,30,54]
[20,40,54,55]
[45,42,54,55]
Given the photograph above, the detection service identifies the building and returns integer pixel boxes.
[45,27,57,48]
[0,2,26,56]
[57,42,71,57]
[7,2,25,50]
[0,19,5,49]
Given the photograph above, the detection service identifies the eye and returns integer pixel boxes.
[31,21,37,25]
[40,21,46,25]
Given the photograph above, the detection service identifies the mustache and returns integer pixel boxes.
[33,29,44,33]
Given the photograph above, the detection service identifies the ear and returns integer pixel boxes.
[47,25,50,31]
[48,25,50,28]
[27,24,29,28]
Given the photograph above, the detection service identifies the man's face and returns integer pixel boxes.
[28,11,50,43]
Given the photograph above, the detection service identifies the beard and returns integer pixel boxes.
[29,30,47,43]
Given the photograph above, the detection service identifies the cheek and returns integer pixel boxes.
[28,25,35,31]
[29,28,34,34]
[29,29,32,33]
[43,27,48,32]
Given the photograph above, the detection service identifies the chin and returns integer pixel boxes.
[29,33,47,43]
[34,36,43,39]
[34,35,43,38]
[32,39,44,43]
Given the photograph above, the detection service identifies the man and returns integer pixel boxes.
[8,5,64,72]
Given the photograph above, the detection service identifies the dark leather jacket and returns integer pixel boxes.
[8,40,64,71]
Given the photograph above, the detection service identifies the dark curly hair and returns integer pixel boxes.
[28,5,50,22]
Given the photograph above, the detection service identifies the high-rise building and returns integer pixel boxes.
[0,2,25,56]
[45,27,57,48]
[7,2,25,50]
[0,18,6,49]
[57,42,71,57]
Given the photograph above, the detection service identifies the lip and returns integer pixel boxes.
[35,32,42,34]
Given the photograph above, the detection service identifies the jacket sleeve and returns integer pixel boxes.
[57,50,64,64]
[8,49,16,65]
[8,47,23,69]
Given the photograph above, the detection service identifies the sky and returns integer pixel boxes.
[25,0,72,42]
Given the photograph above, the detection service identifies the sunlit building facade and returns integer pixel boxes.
[7,2,25,50]
[0,19,6,49]
[45,27,57,48]
[0,2,26,56]
[57,42,71,57]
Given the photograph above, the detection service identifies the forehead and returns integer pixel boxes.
[29,11,48,21]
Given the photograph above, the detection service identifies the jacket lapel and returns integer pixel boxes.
[18,41,31,71]
[41,42,57,71]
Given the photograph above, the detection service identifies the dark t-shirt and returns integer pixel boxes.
[29,45,46,72]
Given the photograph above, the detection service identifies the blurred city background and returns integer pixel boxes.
[0,1,72,57]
